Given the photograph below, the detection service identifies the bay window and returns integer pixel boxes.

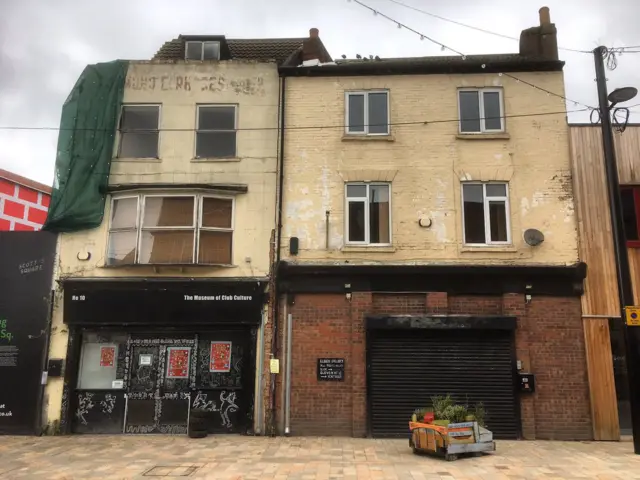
[107,193,234,265]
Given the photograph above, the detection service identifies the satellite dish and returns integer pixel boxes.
[524,229,545,247]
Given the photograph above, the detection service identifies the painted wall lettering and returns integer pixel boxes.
[125,74,265,95]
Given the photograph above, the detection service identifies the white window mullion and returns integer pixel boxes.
[363,92,369,134]
[364,185,371,244]
[478,94,486,133]
[483,185,492,244]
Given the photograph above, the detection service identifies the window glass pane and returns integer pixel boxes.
[348,201,366,242]
[489,200,508,242]
[77,335,127,389]
[198,106,235,130]
[483,91,502,130]
[139,230,195,264]
[368,93,388,134]
[463,184,486,243]
[348,94,365,132]
[107,231,137,265]
[196,131,237,158]
[199,231,232,264]
[111,197,138,229]
[143,197,194,227]
[459,91,481,133]
[486,183,507,197]
[119,132,158,158]
[186,42,202,60]
[346,184,366,198]
[121,106,158,130]
[622,189,639,241]
[369,185,390,243]
[202,198,233,228]
[203,42,220,60]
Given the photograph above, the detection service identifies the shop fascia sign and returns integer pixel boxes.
[183,294,253,301]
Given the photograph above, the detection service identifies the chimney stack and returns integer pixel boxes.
[302,27,328,65]
[539,6,551,25]
[519,6,559,60]
[310,28,319,38]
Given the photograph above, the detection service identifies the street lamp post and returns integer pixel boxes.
[593,45,640,454]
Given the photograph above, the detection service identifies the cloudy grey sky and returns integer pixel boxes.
[1,0,639,185]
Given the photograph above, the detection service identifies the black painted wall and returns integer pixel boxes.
[0,231,56,434]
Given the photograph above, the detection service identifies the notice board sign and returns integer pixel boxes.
[625,306,640,327]
[317,358,345,381]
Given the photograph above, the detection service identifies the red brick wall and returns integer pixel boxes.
[0,178,50,231]
[278,291,592,440]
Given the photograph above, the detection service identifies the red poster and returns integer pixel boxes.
[100,346,115,367]
[166,347,190,378]
[210,341,232,372]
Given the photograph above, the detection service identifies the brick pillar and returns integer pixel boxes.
[351,292,372,437]
[503,293,535,439]
[426,292,448,314]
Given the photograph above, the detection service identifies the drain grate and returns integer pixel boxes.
[142,465,199,477]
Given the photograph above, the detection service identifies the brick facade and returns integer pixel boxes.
[277,292,592,440]
[0,170,51,231]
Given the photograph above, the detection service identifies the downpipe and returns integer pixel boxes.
[284,312,293,435]
[254,309,266,435]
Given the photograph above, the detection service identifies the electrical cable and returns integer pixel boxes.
[382,0,591,54]
[0,108,589,134]
[349,0,596,110]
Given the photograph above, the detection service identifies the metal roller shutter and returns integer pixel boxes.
[368,329,519,439]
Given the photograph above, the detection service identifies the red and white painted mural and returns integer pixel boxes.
[0,169,51,231]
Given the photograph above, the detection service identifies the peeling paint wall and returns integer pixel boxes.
[281,72,578,265]
[45,61,280,427]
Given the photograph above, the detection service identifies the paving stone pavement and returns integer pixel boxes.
[0,435,640,479]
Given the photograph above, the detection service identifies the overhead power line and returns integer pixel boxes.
[0,109,589,135]
[383,0,591,54]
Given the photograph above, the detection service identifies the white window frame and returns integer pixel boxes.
[345,182,392,246]
[117,104,161,158]
[185,41,220,60]
[195,104,238,159]
[197,195,235,264]
[344,90,390,136]
[458,88,505,134]
[106,195,140,263]
[106,192,235,266]
[461,182,511,246]
[138,193,198,265]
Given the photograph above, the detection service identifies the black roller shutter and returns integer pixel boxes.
[368,329,519,439]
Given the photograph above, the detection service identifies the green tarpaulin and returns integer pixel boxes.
[43,60,128,232]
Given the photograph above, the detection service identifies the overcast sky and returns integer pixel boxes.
[1,0,639,185]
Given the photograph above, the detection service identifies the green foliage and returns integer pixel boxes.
[421,395,486,425]
[472,402,487,427]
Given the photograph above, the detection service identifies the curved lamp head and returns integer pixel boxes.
[608,87,638,106]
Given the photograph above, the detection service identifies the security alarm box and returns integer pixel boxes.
[518,373,535,393]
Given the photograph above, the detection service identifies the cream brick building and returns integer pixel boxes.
[43,33,332,437]
[273,9,594,442]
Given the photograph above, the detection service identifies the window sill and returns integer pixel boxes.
[341,245,396,253]
[192,157,241,163]
[103,263,236,268]
[342,134,395,142]
[460,245,517,253]
[112,157,162,162]
[456,133,510,140]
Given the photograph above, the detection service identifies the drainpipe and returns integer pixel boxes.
[325,210,330,250]
[270,75,286,434]
[284,312,293,435]
[254,309,266,435]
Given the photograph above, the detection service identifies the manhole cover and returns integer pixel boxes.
[142,465,199,477]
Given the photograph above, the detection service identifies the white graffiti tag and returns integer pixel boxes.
[76,393,95,425]
[100,394,116,414]
[219,391,238,428]
[192,392,217,412]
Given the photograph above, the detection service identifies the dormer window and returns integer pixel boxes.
[185,41,220,61]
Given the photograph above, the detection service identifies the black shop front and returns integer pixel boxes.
[57,278,264,435]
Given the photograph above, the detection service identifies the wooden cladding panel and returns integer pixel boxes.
[583,318,620,441]
[614,128,640,185]
[569,126,619,317]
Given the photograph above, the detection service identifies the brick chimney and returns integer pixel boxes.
[302,27,329,64]
[519,6,559,60]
